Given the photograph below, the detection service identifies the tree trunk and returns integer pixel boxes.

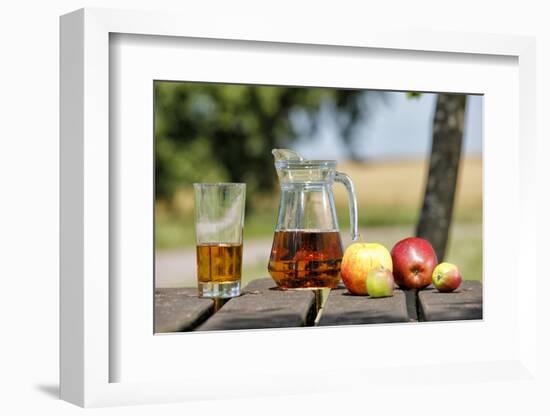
[416,93,466,261]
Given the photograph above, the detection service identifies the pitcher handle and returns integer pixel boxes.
[334,172,360,242]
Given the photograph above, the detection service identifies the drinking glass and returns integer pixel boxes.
[193,183,246,298]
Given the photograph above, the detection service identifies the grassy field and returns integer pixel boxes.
[156,157,482,284]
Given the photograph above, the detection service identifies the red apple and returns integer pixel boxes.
[341,242,393,295]
[432,262,462,292]
[390,237,438,289]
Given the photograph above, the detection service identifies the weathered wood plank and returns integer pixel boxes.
[418,280,482,321]
[318,285,411,326]
[154,288,214,333]
[197,278,316,331]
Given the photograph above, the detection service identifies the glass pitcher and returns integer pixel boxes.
[268,149,359,289]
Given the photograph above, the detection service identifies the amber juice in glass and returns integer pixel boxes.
[193,183,246,298]
[196,243,243,284]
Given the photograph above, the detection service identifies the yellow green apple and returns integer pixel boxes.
[366,267,395,298]
[432,262,462,292]
[341,242,393,295]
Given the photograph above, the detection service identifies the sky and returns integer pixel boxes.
[295,92,482,161]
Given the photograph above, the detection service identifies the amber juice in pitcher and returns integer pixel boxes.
[268,230,343,289]
[268,149,359,290]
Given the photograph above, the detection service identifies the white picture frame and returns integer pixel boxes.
[60,7,538,408]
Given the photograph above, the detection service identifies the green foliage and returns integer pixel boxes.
[154,82,366,204]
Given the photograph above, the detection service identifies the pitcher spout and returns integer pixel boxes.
[271,149,304,163]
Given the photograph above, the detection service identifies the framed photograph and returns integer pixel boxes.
[60,7,537,408]
[151,80,484,331]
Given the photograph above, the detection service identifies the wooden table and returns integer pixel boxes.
[155,278,482,333]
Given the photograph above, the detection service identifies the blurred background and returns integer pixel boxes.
[154,82,482,288]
